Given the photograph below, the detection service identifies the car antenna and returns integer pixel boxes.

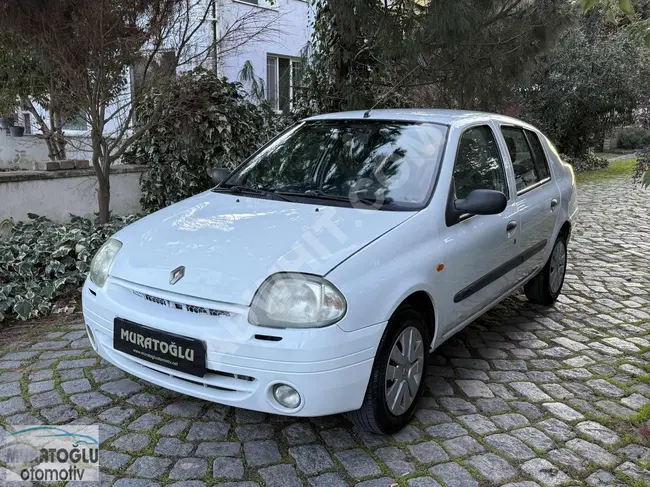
[363,65,420,119]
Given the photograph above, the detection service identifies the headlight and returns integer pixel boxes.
[249,273,346,328]
[89,238,122,288]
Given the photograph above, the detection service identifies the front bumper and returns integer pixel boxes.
[82,277,385,417]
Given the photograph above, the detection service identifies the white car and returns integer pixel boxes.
[82,109,577,434]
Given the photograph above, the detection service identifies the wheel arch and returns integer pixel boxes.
[559,220,572,240]
[393,290,437,348]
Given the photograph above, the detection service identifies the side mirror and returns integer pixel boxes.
[455,189,507,216]
[210,168,230,186]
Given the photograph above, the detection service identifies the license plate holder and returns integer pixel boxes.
[113,318,206,377]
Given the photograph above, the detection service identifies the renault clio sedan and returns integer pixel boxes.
[82,109,577,434]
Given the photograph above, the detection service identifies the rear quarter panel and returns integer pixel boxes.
[542,136,578,247]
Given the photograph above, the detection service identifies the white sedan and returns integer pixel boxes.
[82,109,578,434]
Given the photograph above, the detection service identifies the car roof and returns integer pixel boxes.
[304,108,535,130]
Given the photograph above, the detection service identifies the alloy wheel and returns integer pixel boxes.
[385,325,425,415]
[549,239,567,294]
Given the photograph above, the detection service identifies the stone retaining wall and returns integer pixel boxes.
[0,165,145,222]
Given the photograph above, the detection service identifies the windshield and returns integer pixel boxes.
[221,121,449,210]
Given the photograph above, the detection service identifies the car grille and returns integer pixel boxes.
[132,290,232,317]
[139,363,256,392]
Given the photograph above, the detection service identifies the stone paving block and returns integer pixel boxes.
[484,433,536,460]
[492,413,529,430]
[442,435,485,457]
[126,456,172,479]
[575,420,620,446]
[169,458,208,480]
[511,427,556,452]
[407,441,449,464]
[213,457,244,480]
[335,449,381,479]
[585,470,625,486]
[425,422,467,439]
[70,391,112,410]
[309,473,349,487]
[258,464,302,487]
[548,447,589,474]
[520,458,572,487]
[99,407,135,425]
[354,478,396,487]
[455,380,494,398]
[428,462,478,487]
[466,453,517,483]
[195,441,241,457]
[154,437,194,457]
[282,422,317,445]
[0,382,20,398]
[407,477,442,487]
[509,382,552,402]
[457,414,498,435]
[289,444,334,475]
[566,438,618,467]
[542,402,585,421]
[244,440,282,468]
[186,421,230,441]
[112,433,151,453]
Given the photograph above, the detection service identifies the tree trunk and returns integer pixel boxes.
[98,174,110,224]
[52,111,67,160]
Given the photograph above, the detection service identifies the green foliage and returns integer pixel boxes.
[561,150,610,173]
[520,20,650,157]
[299,0,571,114]
[0,214,137,322]
[579,0,650,45]
[618,126,650,149]
[574,157,636,183]
[634,147,650,188]
[122,69,289,213]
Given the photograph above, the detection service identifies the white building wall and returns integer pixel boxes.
[215,0,312,96]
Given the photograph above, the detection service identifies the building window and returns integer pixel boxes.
[63,112,88,131]
[267,55,303,113]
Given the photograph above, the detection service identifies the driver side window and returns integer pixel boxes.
[453,126,508,200]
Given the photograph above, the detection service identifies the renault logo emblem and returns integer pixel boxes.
[169,266,185,285]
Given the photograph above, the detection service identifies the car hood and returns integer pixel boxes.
[110,191,415,305]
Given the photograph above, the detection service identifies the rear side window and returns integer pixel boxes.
[524,130,550,181]
[501,127,550,192]
[453,126,508,200]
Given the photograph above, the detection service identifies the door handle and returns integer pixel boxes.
[506,220,518,231]
[550,198,558,209]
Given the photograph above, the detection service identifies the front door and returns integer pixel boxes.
[439,124,520,340]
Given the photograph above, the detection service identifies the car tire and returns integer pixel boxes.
[524,233,568,305]
[348,306,430,434]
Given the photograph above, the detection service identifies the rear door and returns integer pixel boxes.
[500,126,561,282]
[439,124,520,338]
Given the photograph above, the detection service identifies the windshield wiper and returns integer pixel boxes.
[214,185,295,202]
[277,189,394,208]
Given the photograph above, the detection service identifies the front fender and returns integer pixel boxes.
[327,213,442,346]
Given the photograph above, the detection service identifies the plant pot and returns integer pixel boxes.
[9,126,24,137]
[0,117,15,129]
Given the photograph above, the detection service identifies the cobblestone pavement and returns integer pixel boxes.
[1,177,650,487]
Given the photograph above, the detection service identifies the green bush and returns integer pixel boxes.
[123,68,290,213]
[561,150,610,173]
[0,214,138,322]
[617,126,650,150]
[634,147,650,188]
